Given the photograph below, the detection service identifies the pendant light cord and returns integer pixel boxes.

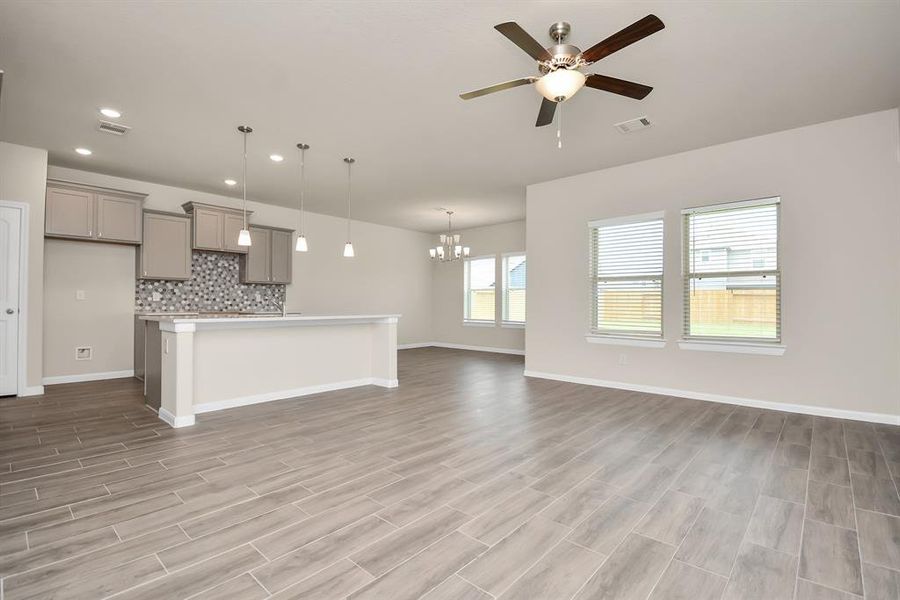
[241,129,248,228]
[346,159,352,241]
[299,146,306,233]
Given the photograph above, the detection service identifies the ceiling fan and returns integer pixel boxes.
[460,15,664,127]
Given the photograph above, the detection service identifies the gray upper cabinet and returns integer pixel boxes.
[46,181,144,244]
[270,229,292,284]
[240,225,293,284]
[241,226,271,283]
[46,186,94,238]
[96,194,143,243]
[138,210,192,280]
[223,213,247,253]
[182,202,250,253]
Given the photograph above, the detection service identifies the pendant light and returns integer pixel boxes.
[295,143,310,252]
[343,157,355,258]
[236,125,253,246]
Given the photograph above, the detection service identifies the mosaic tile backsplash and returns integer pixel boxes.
[135,251,285,313]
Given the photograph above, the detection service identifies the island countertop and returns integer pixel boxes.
[140,313,401,330]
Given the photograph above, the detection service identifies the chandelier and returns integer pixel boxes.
[429,210,470,261]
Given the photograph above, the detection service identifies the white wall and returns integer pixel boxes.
[0,142,48,393]
[431,220,525,353]
[526,109,900,422]
[43,166,434,378]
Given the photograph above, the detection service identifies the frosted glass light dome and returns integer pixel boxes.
[535,69,586,102]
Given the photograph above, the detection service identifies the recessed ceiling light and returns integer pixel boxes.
[269,154,284,162]
[224,179,237,186]
[99,107,121,119]
[75,147,92,156]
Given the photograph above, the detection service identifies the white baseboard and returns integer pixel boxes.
[194,376,397,415]
[158,407,195,428]
[42,370,135,385]
[19,385,45,397]
[399,342,525,356]
[523,370,900,426]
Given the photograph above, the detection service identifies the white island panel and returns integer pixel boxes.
[145,314,399,427]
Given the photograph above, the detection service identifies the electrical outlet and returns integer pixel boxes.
[152,291,162,302]
[255,293,262,303]
[75,347,92,361]
[75,290,86,301]
[618,353,628,366]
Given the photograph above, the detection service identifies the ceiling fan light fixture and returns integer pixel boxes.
[535,69,586,102]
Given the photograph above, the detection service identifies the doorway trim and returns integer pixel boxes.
[0,201,35,397]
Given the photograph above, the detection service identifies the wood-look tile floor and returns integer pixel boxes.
[2,348,899,600]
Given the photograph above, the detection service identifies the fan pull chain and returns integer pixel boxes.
[557,102,563,149]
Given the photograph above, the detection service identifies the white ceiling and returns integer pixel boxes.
[1,1,898,232]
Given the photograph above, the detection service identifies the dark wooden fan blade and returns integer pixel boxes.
[581,14,664,64]
[495,22,553,61]
[535,97,557,127]
[460,77,537,100]
[585,74,653,99]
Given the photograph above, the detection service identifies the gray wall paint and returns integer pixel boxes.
[526,109,900,419]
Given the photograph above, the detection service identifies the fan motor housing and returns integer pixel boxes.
[539,44,583,73]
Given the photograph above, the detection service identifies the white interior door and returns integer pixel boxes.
[0,206,21,396]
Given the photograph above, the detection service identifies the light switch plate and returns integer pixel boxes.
[76,290,86,301]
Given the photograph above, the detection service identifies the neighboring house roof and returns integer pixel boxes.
[509,260,526,288]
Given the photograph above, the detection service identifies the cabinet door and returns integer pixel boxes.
[192,207,224,251]
[223,212,249,254]
[270,229,292,283]
[243,227,271,283]
[45,187,94,238]
[96,194,142,243]
[140,213,192,280]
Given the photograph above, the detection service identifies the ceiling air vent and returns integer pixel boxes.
[614,116,652,134]
[97,119,131,135]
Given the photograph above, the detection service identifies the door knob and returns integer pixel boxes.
[5,308,14,314]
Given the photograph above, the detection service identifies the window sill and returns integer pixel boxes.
[463,321,495,328]
[501,322,525,329]
[585,335,666,348]
[678,340,786,355]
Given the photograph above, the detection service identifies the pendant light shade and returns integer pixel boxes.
[343,157,355,258]
[237,125,253,247]
[295,143,310,252]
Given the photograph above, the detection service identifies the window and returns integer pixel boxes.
[683,197,780,342]
[589,214,664,337]
[502,254,526,324]
[464,256,496,322]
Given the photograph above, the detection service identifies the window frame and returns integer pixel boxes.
[463,254,497,325]
[501,252,526,327]
[588,211,665,341]
[681,196,782,345]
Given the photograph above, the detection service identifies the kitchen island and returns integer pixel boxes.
[139,314,399,427]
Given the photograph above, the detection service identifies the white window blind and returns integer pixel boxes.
[589,214,664,337]
[682,197,781,342]
[502,254,526,324]
[464,256,496,322]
